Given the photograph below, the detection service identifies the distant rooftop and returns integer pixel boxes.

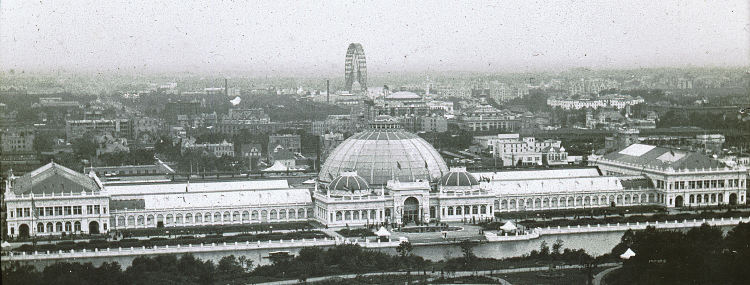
[601,143,724,170]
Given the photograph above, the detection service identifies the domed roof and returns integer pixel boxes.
[329,172,370,192]
[439,167,479,187]
[319,127,449,186]
[386,91,421,100]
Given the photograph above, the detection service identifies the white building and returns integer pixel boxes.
[487,134,568,166]
[4,163,111,238]
[591,143,747,208]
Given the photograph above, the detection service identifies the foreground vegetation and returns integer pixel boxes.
[605,222,750,284]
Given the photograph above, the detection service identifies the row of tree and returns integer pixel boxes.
[608,222,750,284]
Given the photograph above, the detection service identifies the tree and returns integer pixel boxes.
[459,240,476,268]
[552,239,564,256]
[1,262,41,285]
[396,241,413,258]
[72,136,97,159]
[539,241,550,257]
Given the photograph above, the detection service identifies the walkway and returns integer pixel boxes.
[593,265,621,285]
[252,263,621,285]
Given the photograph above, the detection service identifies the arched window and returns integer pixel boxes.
[128,216,135,226]
[345,211,351,220]
[74,221,81,232]
[509,199,516,209]
[118,216,125,227]
[353,211,360,220]
[185,214,192,224]
[279,210,287,220]
[336,211,343,221]
[697,195,702,203]
[711,194,716,203]
[138,215,145,226]
[481,205,487,214]
[223,212,231,222]
[270,210,277,220]
[46,222,54,233]
[37,223,45,233]
[195,213,202,223]
[501,200,508,210]
[242,211,249,221]
[472,205,479,214]
[689,195,695,203]
[56,222,63,232]
[288,209,296,219]
[65,222,72,232]
[214,212,221,222]
[147,215,154,225]
[534,199,541,208]
[448,206,454,215]
[205,213,213,223]
[252,210,259,220]
[157,214,164,224]
[233,211,240,221]
[456,206,463,215]
[261,210,268,220]
[176,214,183,224]
[299,209,306,218]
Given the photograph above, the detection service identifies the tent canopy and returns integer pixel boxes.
[620,248,636,259]
[375,226,391,237]
[500,221,517,231]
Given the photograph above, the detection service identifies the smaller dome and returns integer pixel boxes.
[329,171,370,193]
[439,167,479,187]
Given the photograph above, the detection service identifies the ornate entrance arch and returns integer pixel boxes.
[403,197,420,224]
[675,195,684,207]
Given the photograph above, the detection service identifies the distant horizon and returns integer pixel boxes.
[1,1,748,76]
[2,64,749,79]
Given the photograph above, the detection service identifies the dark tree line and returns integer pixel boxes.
[607,222,750,285]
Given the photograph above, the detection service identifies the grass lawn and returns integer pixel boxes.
[432,275,501,284]
[308,274,430,284]
[494,268,606,285]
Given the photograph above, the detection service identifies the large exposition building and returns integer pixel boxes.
[4,117,747,238]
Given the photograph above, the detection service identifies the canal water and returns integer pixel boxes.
[20,230,625,270]
[19,225,735,270]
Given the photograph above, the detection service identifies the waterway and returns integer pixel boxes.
[16,225,735,270]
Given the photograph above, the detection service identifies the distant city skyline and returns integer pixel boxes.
[1,0,749,76]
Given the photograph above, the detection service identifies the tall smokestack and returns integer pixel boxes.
[224,79,228,97]
[326,80,330,103]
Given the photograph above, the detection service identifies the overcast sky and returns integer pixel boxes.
[1,0,748,75]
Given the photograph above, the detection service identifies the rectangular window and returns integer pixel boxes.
[73,206,82,215]
[718,180,725,188]
[23,208,30,217]
[87,205,93,215]
[94,205,100,214]
[55,206,63,216]
[46,207,53,216]
[17,208,22,217]
[37,208,44,217]
[64,206,72,215]
[711,180,717,188]
[103,207,107,214]
[689,181,696,189]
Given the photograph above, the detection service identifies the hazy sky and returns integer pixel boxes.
[1,0,748,75]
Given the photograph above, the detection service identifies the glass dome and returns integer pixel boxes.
[439,167,479,187]
[319,123,448,186]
